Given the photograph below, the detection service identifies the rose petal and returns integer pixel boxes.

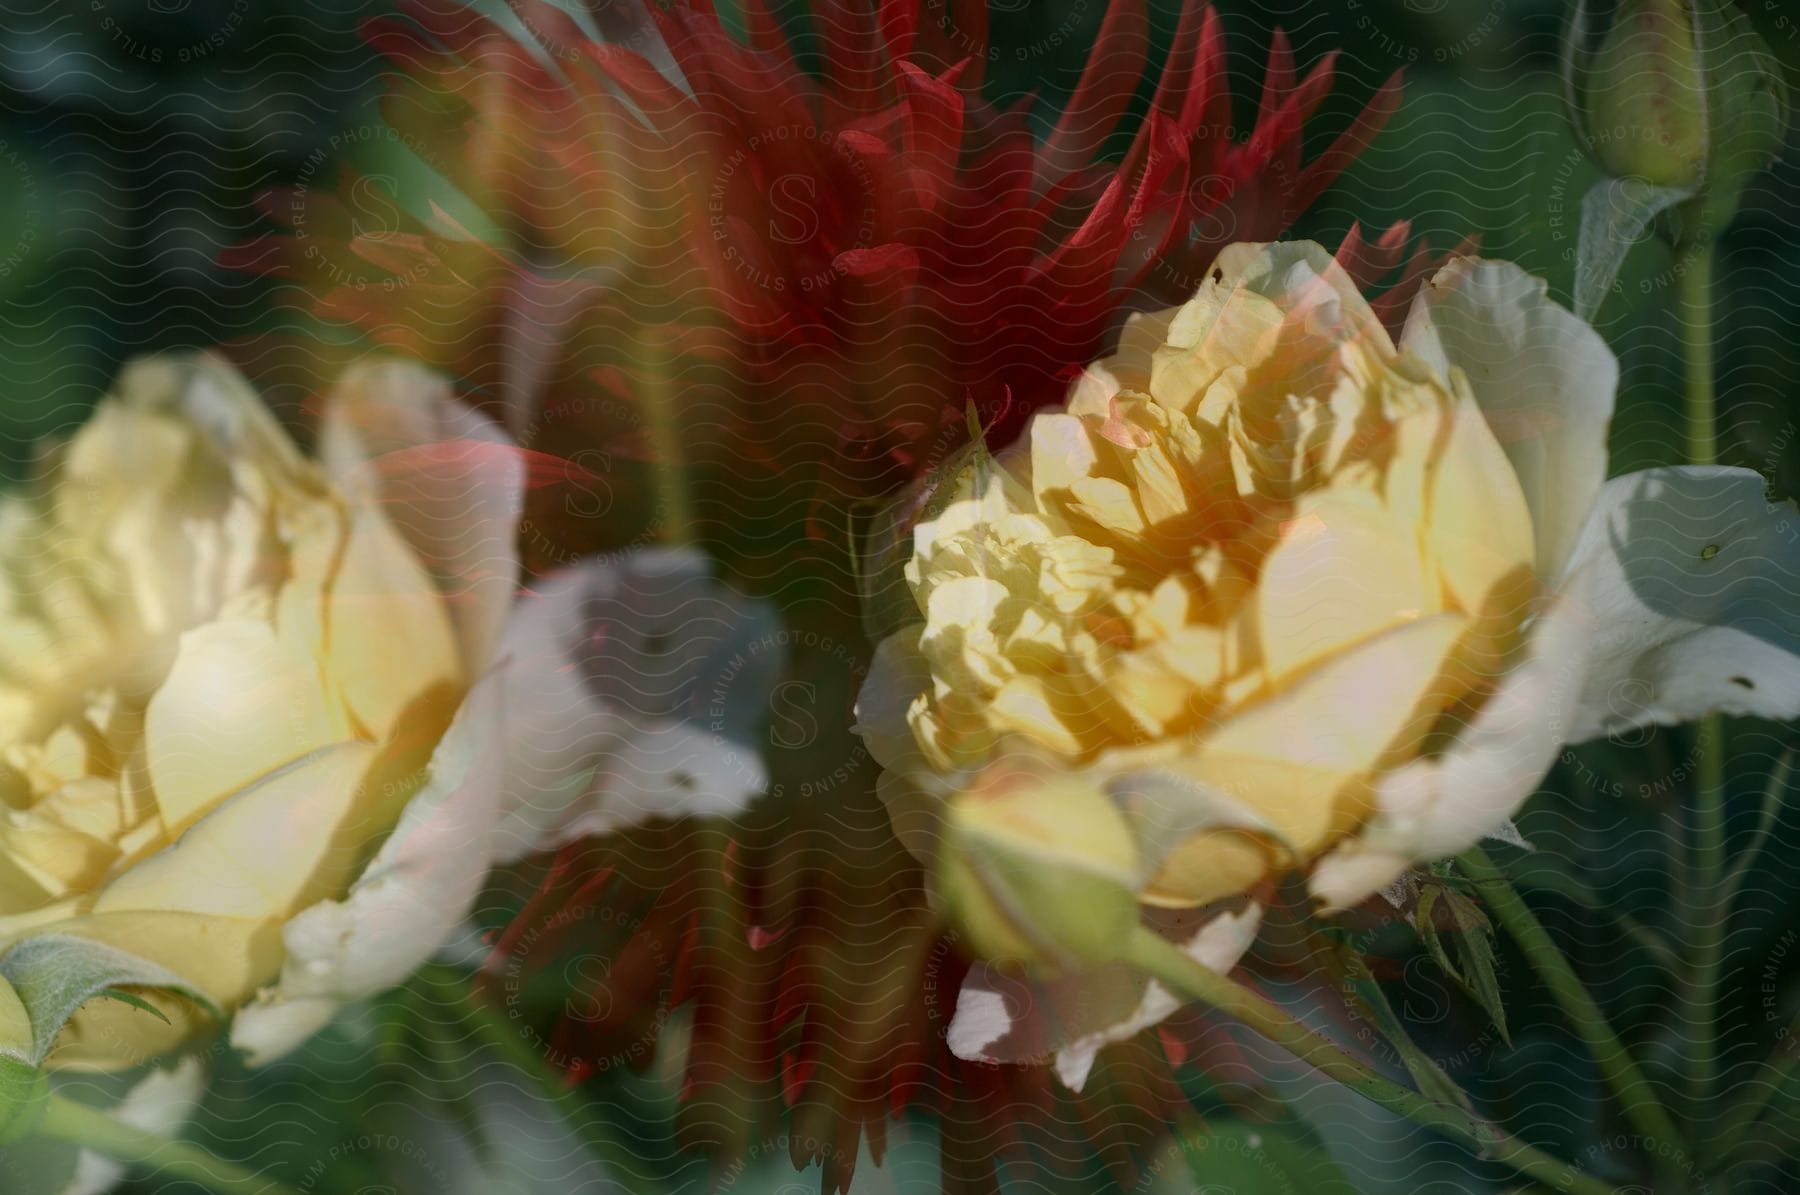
[1256,488,1436,682]
[320,358,525,673]
[1558,465,1800,740]
[143,617,350,835]
[95,742,380,923]
[1141,614,1468,906]
[229,667,507,1066]
[946,903,1262,1092]
[487,547,780,863]
[321,494,463,740]
[1401,258,1616,580]
[42,911,281,1063]
[1309,591,1591,909]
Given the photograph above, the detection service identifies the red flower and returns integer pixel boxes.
[231,0,1402,519]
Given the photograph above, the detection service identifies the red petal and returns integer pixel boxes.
[1294,67,1403,210]
[1038,0,1150,185]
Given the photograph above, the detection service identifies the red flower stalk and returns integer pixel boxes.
[230,0,1402,525]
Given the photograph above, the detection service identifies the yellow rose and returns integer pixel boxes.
[0,354,771,1072]
[0,355,476,1068]
[859,242,1800,1087]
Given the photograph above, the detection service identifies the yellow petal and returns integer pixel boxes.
[1068,476,1147,538]
[143,616,346,835]
[0,848,59,913]
[35,776,125,841]
[1152,623,1224,687]
[0,808,118,900]
[43,909,281,1067]
[1212,614,1470,835]
[1029,413,1101,508]
[1257,488,1434,681]
[324,498,461,740]
[1106,652,1195,739]
[987,677,1086,757]
[1142,828,1271,909]
[1428,389,1537,614]
[96,741,380,924]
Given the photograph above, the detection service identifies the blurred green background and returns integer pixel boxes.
[0,0,1794,1191]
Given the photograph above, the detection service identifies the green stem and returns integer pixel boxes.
[1719,749,1793,909]
[1679,239,1728,1140]
[1680,242,1717,467]
[1458,849,1687,1162]
[1123,926,1628,1195]
[35,1093,299,1195]
[640,325,694,547]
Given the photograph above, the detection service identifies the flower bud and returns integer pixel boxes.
[935,756,1142,973]
[1582,0,1709,187]
[1567,0,1789,229]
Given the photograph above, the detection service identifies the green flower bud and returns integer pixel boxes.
[1567,0,1790,239]
[935,759,1142,973]
[1585,0,1709,187]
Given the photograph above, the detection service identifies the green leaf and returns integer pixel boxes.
[1574,177,1694,321]
[0,935,219,1066]
[1162,1119,1355,1195]
[95,989,175,1027]
[1335,938,1474,1115]
[0,1056,48,1146]
[1415,883,1512,1047]
[1441,889,1513,1047]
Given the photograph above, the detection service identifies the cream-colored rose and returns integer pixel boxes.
[0,355,460,1067]
[0,354,771,1072]
[858,242,1800,1088]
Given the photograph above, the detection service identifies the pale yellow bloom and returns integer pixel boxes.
[873,242,1536,909]
[0,356,466,1067]
[0,354,771,1072]
[859,242,1800,1088]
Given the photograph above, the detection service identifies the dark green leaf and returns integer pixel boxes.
[1337,938,1474,1115]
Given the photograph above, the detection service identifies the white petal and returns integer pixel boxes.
[945,903,1262,1093]
[230,667,509,1065]
[320,358,525,673]
[943,982,1010,1066]
[1052,903,1262,1092]
[1310,591,1592,910]
[487,547,780,864]
[1558,466,1800,741]
[853,631,931,775]
[1401,258,1616,579]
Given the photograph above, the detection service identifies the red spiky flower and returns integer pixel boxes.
[230,0,1400,527]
